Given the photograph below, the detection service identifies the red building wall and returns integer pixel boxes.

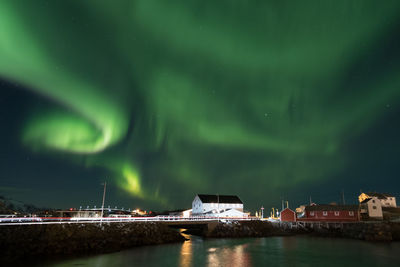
[299,210,359,222]
[280,208,296,222]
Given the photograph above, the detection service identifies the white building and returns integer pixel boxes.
[182,209,192,218]
[192,194,244,217]
[360,197,383,219]
[168,209,192,218]
[216,208,248,218]
[359,192,396,208]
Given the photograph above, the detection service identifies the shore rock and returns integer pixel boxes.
[207,220,293,238]
[206,221,400,242]
[292,221,400,242]
[0,222,185,263]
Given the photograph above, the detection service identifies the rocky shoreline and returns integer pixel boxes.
[206,220,400,242]
[206,220,294,238]
[2,220,399,264]
[0,222,185,264]
[299,221,400,242]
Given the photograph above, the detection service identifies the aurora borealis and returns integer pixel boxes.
[0,1,399,210]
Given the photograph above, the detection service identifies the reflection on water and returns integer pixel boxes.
[179,230,192,267]
[207,243,251,267]
[46,235,400,267]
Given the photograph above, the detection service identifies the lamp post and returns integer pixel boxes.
[100,182,107,225]
[261,206,264,219]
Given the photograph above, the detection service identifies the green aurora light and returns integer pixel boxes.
[0,0,399,208]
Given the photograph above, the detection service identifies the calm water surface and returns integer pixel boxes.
[47,234,400,267]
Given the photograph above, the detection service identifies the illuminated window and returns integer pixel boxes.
[334,211,339,216]
[323,211,328,216]
[349,211,354,216]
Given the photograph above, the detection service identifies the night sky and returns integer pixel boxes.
[0,1,399,212]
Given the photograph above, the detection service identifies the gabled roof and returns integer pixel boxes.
[360,198,372,204]
[365,192,394,199]
[305,205,359,211]
[196,194,243,204]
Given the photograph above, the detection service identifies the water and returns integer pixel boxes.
[47,234,400,267]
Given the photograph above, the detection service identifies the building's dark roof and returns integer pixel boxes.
[365,192,394,199]
[197,194,243,204]
[360,198,372,204]
[305,205,359,211]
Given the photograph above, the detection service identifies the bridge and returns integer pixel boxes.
[0,216,255,227]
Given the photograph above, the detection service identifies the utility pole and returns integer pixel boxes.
[281,199,284,211]
[261,206,264,219]
[100,182,107,225]
[309,196,312,205]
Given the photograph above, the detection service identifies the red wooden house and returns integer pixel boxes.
[280,208,296,222]
[298,205,360,222]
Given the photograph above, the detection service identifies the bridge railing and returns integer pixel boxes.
[0,215,257,225]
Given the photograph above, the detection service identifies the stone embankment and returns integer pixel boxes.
[0,222,185,263]
[302,221,400,242]
[207,220,291,238]
[206,220,400,242]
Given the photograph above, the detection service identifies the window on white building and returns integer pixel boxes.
[323,211,328,216]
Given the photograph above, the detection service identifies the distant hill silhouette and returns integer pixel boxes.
[0,195,49,215]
